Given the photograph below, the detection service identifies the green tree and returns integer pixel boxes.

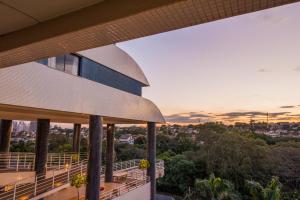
[157,155,196,195]
[245,180,264,200]
[10,141,35,152]
[157,150,176,162]
[245,177,282,200]
[263,177,282,200]
[156,134,176,155]
[71,174,86,200]
[115,143,146,161]
[194,174,240,200]
[175,133,196,153]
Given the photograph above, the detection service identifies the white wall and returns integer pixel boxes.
[0,63,164,123]
[115,183,150,200]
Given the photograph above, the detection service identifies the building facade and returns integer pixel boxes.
[0,44,164,200]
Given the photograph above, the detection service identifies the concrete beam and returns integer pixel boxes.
[0,119,12,152]
[0,0,179,68]
[1,0,298,68]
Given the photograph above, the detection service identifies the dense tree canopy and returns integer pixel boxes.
[10,122,300,199]
[156,123,300,199]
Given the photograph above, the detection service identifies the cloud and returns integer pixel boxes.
[258,68,269,73]
[280,105,295,109]
[164,112,211,123]
[293,66,300,71]
[287,114,300,117]
[276,117,293,121]
[257,11,287,24]
[217,111,290,119]
[190,113,210,118]
[268,112,291,118]
[165,111,294,123]
[217,112,266,118]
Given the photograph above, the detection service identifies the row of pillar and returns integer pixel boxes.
[0,117,157,200]
[0,119,12,152]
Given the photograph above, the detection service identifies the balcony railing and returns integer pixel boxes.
[100,160,165,200]
[0,159,164,200]
[0,152,87,172]
[100,176,149,200]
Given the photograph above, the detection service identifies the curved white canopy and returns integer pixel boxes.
[0,63,164,124]
[78,45,149,86]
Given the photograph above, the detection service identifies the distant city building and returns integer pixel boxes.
[119,134,134,144]
[13,121,29,133]
[29,121,37,132]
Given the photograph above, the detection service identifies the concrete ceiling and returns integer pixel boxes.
[0,0,299,68]
[0,0,104,35]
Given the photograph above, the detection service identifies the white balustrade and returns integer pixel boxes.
[0,158,164,200]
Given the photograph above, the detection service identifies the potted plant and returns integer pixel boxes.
[71,174,87,200]
[139,159,150,177]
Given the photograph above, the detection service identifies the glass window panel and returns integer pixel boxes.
[64,54,79,75]
[48,57,56,68]
[36,58,48,66]
[55,55,65,71]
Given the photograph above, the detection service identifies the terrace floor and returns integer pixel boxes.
[0,158,164,200]
[45,182,121,200]
[0,168,70,186]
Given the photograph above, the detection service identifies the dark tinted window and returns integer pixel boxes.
[65,54,79,75]
[37,59,48,66]
[55,55,65,71]
[80,58,143,96]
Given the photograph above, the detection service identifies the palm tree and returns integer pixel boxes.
[245,180,264,200]
[193,174,240,200]
[245,177,282,200]
[263,177,282,200]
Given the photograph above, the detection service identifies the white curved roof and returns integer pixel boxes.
[78,45,149,86]
[0,63,163,123]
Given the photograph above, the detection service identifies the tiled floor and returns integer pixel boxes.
[0,168,69,186]
[45,182,122,200]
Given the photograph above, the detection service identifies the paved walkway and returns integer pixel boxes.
[45,182,121,200]
[0,168,72,186]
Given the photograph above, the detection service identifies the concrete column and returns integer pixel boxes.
[72,123,81,152]
[105,124,115,182]
[147,122,156,200]
[0,119,12,152]
[35,119,50,175]
[86,115,102,200]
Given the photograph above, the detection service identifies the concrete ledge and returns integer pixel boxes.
[114,183,150,200]
[30,183,70,200]
[0,63,165,124]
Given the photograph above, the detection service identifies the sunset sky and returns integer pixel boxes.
[118,2,300,124]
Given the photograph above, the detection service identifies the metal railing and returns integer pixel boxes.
[0,152,87,172]
[100,176,149,200]
[0,159,164,200]
[0,160,88,200]
[100,160,164,200]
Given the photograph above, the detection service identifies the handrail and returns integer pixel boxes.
[0,159,164,200]
[0,160,88,200]
[0,152,87,172]
[100,160,164,200]
[100,176,149,200]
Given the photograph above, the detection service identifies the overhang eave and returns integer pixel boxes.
[0,0,299,68]
[0,63,165,124]
[0,104,151,124]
